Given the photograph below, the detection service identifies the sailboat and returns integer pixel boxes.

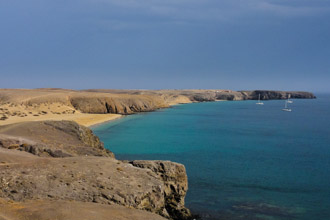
[282,100,292,112]
[256,94,264,105]
[287,94,293,103]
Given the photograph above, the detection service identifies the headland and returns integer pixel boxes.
[0,89,315,127]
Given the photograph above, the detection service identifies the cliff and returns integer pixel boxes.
[0,121,192,220]
[163,90,316,102]
[239,90,316,100]
[82,89,316,103]
[130,161,191,220]
[70,95,168,114]
[0,121,114,158]
[0,89,316,119]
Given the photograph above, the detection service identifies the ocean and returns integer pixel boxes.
[92,94,330,220]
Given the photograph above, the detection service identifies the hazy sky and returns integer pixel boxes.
[1,0,330,92]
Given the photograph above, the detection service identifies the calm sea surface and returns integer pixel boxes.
[93,94,330,220]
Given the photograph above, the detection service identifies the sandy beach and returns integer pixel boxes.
[0,88,315,127]
[0,102,122,127]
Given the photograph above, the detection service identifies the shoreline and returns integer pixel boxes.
[0,97,315,128]
[0,89,316,128]
[0,112,123,127]
[88,114,125,128]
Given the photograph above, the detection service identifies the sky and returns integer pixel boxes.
[0,0,330,92]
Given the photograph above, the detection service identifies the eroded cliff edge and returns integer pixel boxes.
[0,121,192,220]
[0,89,316,117]
[70,90,316,113]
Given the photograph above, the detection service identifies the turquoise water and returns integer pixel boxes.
[93,95,330,220]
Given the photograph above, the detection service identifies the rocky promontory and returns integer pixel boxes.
[82,89,316,103]
[0,121,113,158]
[0,121,192,220]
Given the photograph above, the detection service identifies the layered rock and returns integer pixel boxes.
[180,90,315,102]
[240,90,316,100]
[0,121,192,220]
[70,95,168,114]
[0,153,165,215]
[0,121,113,158]
[130,161,191,220]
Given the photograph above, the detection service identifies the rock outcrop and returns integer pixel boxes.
[178,90,316,102]
[240,90,316,100]
[70,95,168,114]
[0,121,114,158]
[130,161,191,220]
[0,121,192,220]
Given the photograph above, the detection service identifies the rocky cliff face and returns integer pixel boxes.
[0,121,114,158]
[130,161,191,220]
[0,121,192,220]
[183,90,316,102]
[70,95,169,114]
[125,90,315,103]
[0,155,166,216]
[240,90,316,100]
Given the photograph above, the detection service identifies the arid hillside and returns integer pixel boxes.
[0,89,315,125]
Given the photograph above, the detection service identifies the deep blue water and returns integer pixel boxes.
[93,94,330,220]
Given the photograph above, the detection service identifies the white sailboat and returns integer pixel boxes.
[256,94,264,105]
[287,94,293,103]
[282,100,292,112]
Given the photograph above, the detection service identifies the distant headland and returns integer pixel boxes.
[0,88,315,126]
